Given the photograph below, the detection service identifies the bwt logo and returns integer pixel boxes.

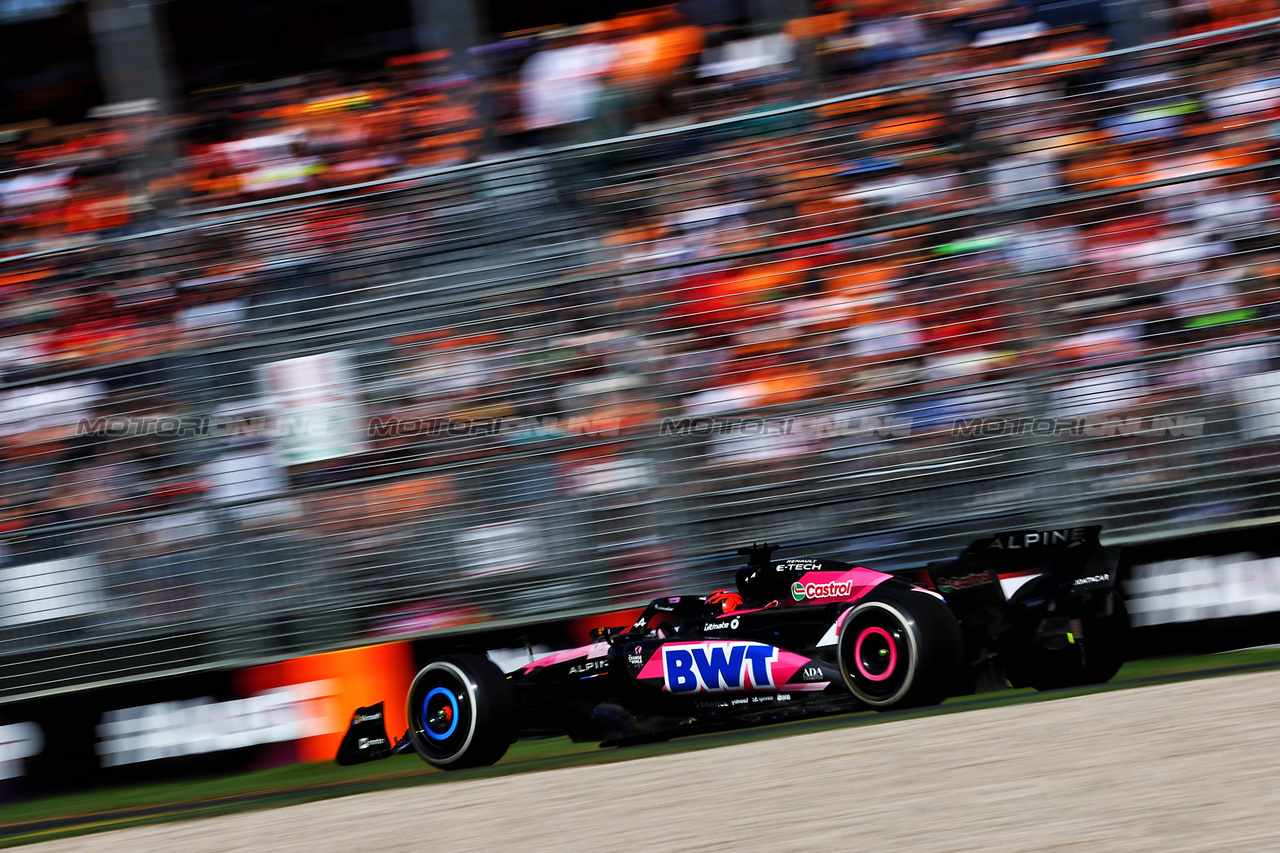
[662,642,779,694]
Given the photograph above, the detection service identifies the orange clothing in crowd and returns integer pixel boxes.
[609,25,704,85]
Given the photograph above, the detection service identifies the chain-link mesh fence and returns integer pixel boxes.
[2,16,1280,698]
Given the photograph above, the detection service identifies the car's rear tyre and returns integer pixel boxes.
[837,588,962,710]
[407,653,515,769]
[1003,580,1130,691]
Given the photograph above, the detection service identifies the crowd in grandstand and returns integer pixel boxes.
[0,0,1155,244]
[1,0,1278,629]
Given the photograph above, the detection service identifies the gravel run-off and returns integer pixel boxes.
[32,669,1280,853]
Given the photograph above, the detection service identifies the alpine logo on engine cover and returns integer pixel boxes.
[661,642,779,693]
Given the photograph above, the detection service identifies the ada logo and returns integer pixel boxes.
[662,642,779,694]
[791,580,855,601]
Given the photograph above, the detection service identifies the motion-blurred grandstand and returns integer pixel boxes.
[0,0,1278,697]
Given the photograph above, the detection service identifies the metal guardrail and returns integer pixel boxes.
[1,16,1279,699]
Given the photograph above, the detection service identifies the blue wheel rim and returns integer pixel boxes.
[423,686,460,741]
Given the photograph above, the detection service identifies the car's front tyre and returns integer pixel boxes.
[406,653,515,769]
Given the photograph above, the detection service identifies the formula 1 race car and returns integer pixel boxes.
[337,525,1129,770]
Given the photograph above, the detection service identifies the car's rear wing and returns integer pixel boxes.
[919,526,1114,652]
[928,525,1113,598]
[961,526,1104,572]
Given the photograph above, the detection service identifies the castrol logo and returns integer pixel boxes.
[791,580,855,601]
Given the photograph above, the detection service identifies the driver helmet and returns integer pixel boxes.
[706,589,743,614]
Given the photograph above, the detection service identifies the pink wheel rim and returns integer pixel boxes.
[854,626,898,682]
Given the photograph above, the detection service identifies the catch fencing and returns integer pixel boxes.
[2,17,1280,699]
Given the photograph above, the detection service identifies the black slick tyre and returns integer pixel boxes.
[837,587,963,710]
[406,653,515,769]
[1003,581,1130,691]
